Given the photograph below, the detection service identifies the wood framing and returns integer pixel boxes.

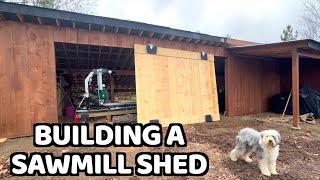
[292,49,300,128]
[82,109,136,118]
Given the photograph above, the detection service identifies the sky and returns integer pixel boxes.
[95,0,303,43]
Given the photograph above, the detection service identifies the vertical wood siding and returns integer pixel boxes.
[134,44,220,126]
[0,21,226,138]
[226,56,281,116]
[0,21,57,138]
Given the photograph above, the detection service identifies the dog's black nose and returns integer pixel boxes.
[269,140,272,143]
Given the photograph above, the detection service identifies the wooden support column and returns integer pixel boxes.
[110,76,115,102]
[292,48,300,129]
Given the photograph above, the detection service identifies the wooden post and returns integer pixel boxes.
[110,76,115,102]
[292,49,300,129]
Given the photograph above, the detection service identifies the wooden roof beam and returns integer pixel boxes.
[16,13,24,22]
[201,40,208,45]
[56,49,133,55]
[55,19,60,27]
[37,16,42,24]
[178,37,184,42]
[208,41,215,46]
[139,30,144,37]
[149,31,155,38]
[298,50,320,60]
[229,41,309,55]
[169,35,175,41]
[160,33,166,39]
[61,69,135,76]
[194,39,201,44]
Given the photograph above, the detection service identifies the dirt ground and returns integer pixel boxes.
[1,113,320,179]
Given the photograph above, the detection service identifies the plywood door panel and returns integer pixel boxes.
[134,44,220,126]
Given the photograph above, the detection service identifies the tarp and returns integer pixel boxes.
[269,85,320,119]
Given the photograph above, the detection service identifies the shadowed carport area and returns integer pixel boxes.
[228,39,320,129]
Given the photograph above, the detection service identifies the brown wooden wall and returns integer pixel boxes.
[280,60,320,92]
[0,21,57,138]
[226,56,281,116]
[0,20,226,138]
[52,25,227,57]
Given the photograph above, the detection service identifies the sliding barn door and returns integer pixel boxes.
[134,44,220,126]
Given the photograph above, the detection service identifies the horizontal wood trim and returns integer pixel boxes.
[61,69,135,76]
[134,44,214,61]
[84,109,136,118]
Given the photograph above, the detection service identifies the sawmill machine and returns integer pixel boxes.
[83,68,111,107]
[75,68,136,123]
[77,68,136,110]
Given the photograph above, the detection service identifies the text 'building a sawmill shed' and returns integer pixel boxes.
[1,1,320,138]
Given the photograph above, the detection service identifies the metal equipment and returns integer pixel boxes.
[76,68,136,123]
[84,68,110,106]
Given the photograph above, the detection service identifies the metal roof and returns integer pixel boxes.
[0,1,228,46]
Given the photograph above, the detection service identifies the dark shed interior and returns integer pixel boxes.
[55,42,136,121]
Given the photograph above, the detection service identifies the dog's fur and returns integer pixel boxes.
[230,128,281,176]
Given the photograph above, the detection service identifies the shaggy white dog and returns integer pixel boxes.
[230,128,281,176]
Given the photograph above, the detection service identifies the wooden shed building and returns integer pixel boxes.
[1,2,320,138]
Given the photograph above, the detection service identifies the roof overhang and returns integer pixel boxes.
[0,1,228,47]
[228,39,320,59]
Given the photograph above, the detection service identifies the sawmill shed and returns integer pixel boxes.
[1,2,320,138]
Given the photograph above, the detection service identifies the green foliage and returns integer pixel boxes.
[36,0,55,8]
[280,25,298,41]
[6,0,96,14]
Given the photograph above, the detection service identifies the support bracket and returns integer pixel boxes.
[205,115,213,122]
[201,51,208,60]
[146,44,157,54]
